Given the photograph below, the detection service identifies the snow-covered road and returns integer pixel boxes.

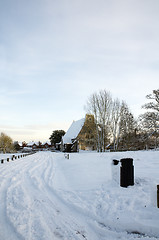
[0,151,159,240]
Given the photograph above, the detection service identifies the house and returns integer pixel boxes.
[61,114,96,152]
[15,141,27,150]
[27,141,38,149]
[55,142,61,151]
[16,140,52,151]
[26,141,43,149]
[42,141,51,149]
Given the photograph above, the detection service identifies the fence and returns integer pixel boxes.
[0,152,36,164]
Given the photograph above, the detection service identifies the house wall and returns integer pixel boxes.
[77,114,96,150]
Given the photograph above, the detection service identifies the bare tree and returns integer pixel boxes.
[85,90,136,151]
[97,90,113,151]
[139,111,159,149]
[110,98,121,150]
[117,101,136,150]
[85,90,113,152]
[142,89,159,112]
[141,89,159,149]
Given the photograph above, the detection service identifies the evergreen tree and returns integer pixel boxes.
[49,130,65,146]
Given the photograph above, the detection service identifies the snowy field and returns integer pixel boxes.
[0,150,159,240]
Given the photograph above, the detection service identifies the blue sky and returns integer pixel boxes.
[0,0,159,142]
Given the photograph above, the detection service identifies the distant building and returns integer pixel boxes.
[16,141,27,150]
[17,141,52,151]
[27,141,40,149]
[42,141,51,149]
[61,114,96,152]
[55,142,61,151]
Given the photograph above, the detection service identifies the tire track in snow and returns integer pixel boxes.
[7,153,54,240]
[1,152,158,240]
[0,153,42,240]
[0,152,86,239]
[0,172,25,240]
[21,152,91,239]
[23,152,88,239]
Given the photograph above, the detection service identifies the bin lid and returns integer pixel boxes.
[112,159,119,165]
[120,158,133,166]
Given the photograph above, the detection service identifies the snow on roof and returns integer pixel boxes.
[62,118,85,144]
[43,141,51,145]
[26,141,51,147]
[27,141,39,146]
[27,141,34,146]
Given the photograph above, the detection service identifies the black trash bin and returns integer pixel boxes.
[120,158,134,188]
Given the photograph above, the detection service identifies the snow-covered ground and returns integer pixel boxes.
[0,150,159,240]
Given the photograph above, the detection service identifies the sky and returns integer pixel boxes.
[0,0,159,142]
